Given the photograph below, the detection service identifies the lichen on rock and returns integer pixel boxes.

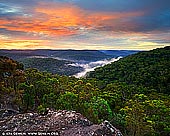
[0,109,123,136]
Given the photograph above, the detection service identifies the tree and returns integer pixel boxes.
[122,94,154,136]
[42,93,57,109]
[84,97,113,123]
[57,92,78,110]
[122,93,170,136]
[19,83,34,111]
[0,56,24,91]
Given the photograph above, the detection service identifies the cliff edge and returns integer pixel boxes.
[0,109,122,136]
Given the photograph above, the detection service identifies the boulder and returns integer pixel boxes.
[0,110,123,136]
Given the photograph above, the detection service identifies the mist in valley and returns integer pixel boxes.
[69,57,122,78]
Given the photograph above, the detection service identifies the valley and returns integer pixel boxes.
[0,46,169,136]
[0,49,138,77]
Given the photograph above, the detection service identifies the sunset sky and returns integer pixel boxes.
[0,0,170,50]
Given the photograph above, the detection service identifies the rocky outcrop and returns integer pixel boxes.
[0,110,123,136]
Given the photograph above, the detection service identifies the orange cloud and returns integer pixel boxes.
[0,1,151,49]
[0,1,145,38]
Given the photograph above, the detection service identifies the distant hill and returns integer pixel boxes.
[19,57,83,76]
[0,49,108,62]
[88,46,170,94]
[100,50,139,57]
[0,49,139,76]
[0,49,139,62]
[49,50,110,62]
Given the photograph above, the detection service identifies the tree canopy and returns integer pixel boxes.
[1,46,170,136]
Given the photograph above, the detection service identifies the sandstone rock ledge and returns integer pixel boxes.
[0,110,123,136]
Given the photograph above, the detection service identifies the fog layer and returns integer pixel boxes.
[69,57,122,78]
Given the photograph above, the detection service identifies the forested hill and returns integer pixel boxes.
[0,49,110,61]
[88,46,170,94]
[0,49,139,62]
[19,57,83,76]
[1,48,170,135]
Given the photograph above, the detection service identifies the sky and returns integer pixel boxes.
[0,0,170,50]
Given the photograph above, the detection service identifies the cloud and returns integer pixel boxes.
[0,1,145,38]
[0,0,169,50]
[70,57,122,78]
[0,39,46,49]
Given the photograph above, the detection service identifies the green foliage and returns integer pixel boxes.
[111,113,126,133]
[19,83,35,111]
[122,94,170,136]
[42,93,57,109]
[37,105,46,115]
[144,99,170,136]
[1,47,170,136]
[57,92,78,110]
[0,56,24,93]
[122,94,154,136]
[19,57,83,76]
[88,46,170,94]
[84,97,113,123]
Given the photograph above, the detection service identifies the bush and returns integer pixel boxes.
[85,97,113,123]
[57,92,78,110]
[37,105,46,115]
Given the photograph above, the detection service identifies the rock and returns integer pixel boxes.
[0,109,19,118]
[0,110,123,136]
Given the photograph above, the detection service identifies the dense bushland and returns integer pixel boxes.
[0,46,170,136]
